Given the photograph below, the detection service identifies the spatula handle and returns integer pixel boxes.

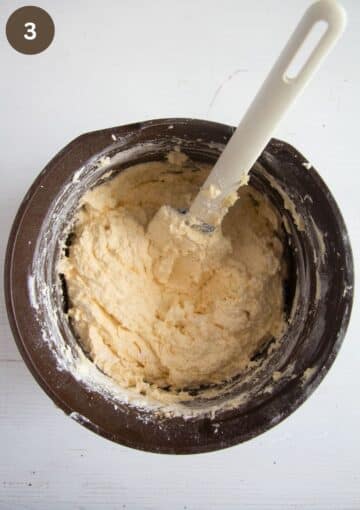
[190,0,346,225]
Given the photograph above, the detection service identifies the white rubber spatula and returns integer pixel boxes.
[189,0,346,228]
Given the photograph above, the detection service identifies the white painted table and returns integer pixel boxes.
[1,1,359,508]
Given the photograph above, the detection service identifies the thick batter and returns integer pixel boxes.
[60,153,286,400]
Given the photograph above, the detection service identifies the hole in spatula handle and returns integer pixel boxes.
[283,20,328,83]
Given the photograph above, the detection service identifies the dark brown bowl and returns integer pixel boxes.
[4,118,354,454]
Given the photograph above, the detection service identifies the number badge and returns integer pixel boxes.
[6,6,54,55]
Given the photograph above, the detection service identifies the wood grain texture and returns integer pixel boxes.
[1,0,359,508]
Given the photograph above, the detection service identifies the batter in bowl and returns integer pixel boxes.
[60,152,287,401]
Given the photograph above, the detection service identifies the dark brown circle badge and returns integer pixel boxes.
[6,6,54,55]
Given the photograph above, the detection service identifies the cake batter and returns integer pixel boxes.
[60,153,286,400]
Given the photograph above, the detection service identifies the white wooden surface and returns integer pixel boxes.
[1,1,359,508]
